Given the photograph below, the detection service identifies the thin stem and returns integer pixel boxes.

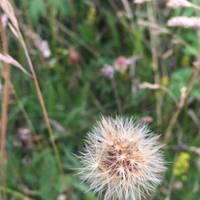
[0,19,10,162]
[0,186,32,200]
[121,0,133,20]
[19,35,63,174]
[111,78,122,113]
[191,3,200,11]
[148,2,162,126]
[164,65,200,143]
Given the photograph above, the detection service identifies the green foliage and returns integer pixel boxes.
[1,1,200,200]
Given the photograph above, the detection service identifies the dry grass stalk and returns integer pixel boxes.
[0,16,10,182]
[0,0,21,39]
[0,53,30,76]
[0,0,63,173]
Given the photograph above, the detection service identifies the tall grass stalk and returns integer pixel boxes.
[0,19,10,163]
[0,0,63,174]
[19,37,63,173]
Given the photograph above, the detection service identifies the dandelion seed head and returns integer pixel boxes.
[79,116,166,200]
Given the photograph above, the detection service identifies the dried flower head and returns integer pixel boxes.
[0,0,21,38]
[79,116,166,200]
[167,16,200,28]
[68,48,81,65]
[166,0,192,9]
[134,0,151,4]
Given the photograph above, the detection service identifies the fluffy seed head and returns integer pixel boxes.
[79,116,166,200]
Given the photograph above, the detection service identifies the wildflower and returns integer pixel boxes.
[166,0,192,9]
[16,127,34,151]
[40,41,51,58]
[24,26,51,58]
[68,48,80,65]
[17,127,31,142]
[21,155,31,166]
[57,194,67,200]
[167,17,200,29]
[86,6,97,24]
[161,76,169,87]
[101,64,115,79]
[173,152,190,179]
[114,56,136,73]
[114,56,129,73]
[141,116,153,124]
[79,116,166,200]
[173,181,183,191]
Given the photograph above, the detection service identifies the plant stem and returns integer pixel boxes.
[164,63,200,143]
[148,2,162,126]
[0,186,32,200]
[0,19,10,162]
[19,35,63,174]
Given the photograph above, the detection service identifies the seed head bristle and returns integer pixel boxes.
[79,116,166,200]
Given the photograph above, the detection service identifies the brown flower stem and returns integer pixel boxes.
[0,19,10,161]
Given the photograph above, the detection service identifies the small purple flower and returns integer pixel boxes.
[101,64,115,79]
[17,127,31,142]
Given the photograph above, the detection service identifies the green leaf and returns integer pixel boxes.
[29,0,46,24]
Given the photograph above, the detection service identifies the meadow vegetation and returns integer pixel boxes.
[0,0,200,199]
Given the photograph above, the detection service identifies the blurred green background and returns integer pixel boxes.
[1,0,200,199]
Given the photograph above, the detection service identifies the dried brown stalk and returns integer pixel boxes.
[0,0,63,173]
[0,18,10,161]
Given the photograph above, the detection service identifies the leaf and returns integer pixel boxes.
[170,68,192,98]
[29,0,46,24]
[0,53,31,76]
